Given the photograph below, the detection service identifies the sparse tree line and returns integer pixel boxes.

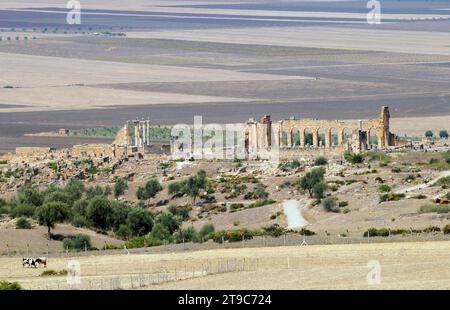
[425,130,449,139]
[0,170,302,251]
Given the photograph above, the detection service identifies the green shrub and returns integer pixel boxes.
[379,193,405,202]
[175,227,199,243]
[429,158,439,165]
[62,234,92,251]
[433,176,450,187]
[247,199,276,209]
[378,184,391,192]
[314,156,328,166]
[0,280,22,290]
[125,235,164,248]
[363,228,390,237]
[168,182,183,195]
[322,197,339,213]
[114,177,128,198]
[344,152,363,164]
[411,194,427,200]
[338,201,349,208]
[419,205,450,214]
[15,217,31,229]
[262,224,285,237]
[127,208,153,236]
[199,223,215,238]
[150,223,171,241]
[136,179,162,200]
[116,224,132,240]
[298,228,316,236]
[443,224,450,234]
[423,226,441,233]
[40,269,68,277]
[168,205,191,221]
[228,203,242,212]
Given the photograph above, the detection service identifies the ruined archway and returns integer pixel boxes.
[330,128,339,147]
[369,127,379,149]
[304,128,313,146]
[291,127,301,147]
[318,128,326,147]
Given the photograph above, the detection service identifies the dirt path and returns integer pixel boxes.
[282,199,308,229]
[395,170,450,195]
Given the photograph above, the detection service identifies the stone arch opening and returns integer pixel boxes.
[369,127,379,149]
[341,128,353,145]
[318,128,326,147]
[304,128,313,146]
[281,130,289,147]
[291,127,301,147]
[330,128,339,147]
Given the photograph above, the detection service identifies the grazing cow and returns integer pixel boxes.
[35,257,47,268]
[22,257,37,268]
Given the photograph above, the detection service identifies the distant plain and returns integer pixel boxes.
[0,0,449,152]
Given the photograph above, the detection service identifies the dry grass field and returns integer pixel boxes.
[1,241,449,290]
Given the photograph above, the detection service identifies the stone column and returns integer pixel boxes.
[338,129,344,146]
[134,122,139,146]
[287,129,293,147]
[325,128,332,148]
[300,129,305,147]
[312,129,319,147]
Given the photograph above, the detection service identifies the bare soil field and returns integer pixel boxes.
[1,241,449,289]
[0,218,122,255]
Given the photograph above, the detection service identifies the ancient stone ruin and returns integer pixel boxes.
[246,106,404,157]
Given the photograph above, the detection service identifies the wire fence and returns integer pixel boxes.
[12,257,260,290]
[2,232,450,259]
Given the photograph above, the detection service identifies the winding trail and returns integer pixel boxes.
[395,169,450,195]
[283,199,308,229]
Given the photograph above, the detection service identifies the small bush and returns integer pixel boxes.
[0,281,22,290]
[39,269,68,277]
[298,228,316,236]
[338,201,349,208]
[363,228,390,237]
[378,184,391,192]
[322,197,339,213]
[419,205,450,214]
[199,223,215,238]
[15,217,32,229]
[246,199,276,209]
[62,234,92,251]
[344,152,364,164]
[262,224,285,237]
[411,194,427,200]
[314,156,328,166]
[443,224,450,234]
[136,179,162,200]
[433,176,450,187]
[379,193,405,202]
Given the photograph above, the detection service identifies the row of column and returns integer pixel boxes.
[125,120,151,147]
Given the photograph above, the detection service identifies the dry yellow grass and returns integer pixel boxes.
[1,241,449,289]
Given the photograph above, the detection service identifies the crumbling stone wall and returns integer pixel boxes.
[246,106,394,154]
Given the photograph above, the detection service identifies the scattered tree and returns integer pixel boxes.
[35,201,71,236]
[114,177,128,198]
[299,167,326,197]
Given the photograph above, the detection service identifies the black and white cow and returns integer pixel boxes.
[22,257,47,268]
[22,257,37,268]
